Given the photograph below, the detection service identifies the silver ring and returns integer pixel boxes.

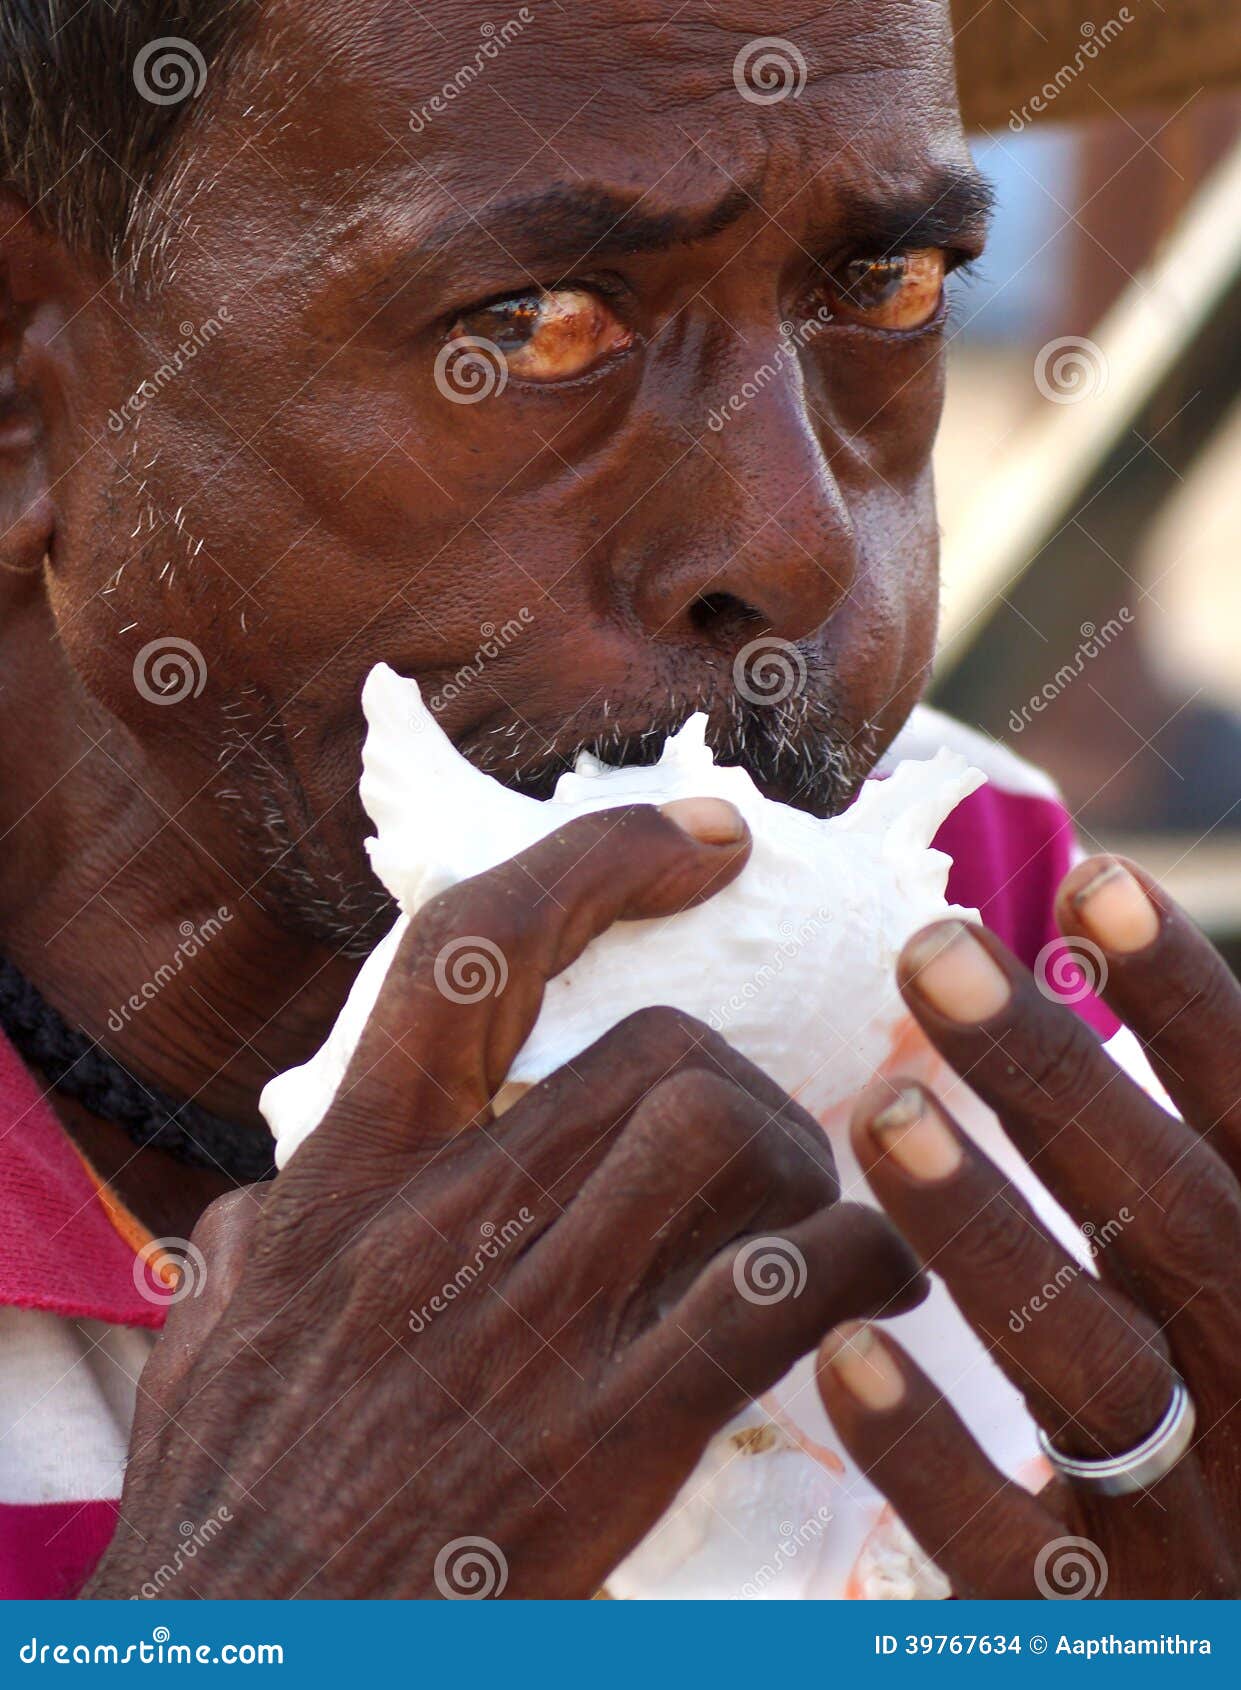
[1037,1376,1196,1497]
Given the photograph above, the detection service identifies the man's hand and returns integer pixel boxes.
[89,801,923,1599]
[817,856,1241,1599]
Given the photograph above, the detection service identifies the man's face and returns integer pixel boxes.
[48,0,983,950]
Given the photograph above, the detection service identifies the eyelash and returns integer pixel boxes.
[443,248,976,364]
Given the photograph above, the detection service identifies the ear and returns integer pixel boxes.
[0,189,68,581]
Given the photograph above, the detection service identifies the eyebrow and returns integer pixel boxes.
[385,163,995,303]
[421,181,760,276]
[832,166,996,258]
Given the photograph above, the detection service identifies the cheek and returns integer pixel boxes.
[832,467,940,739]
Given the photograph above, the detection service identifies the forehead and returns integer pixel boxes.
[185,0,965,266]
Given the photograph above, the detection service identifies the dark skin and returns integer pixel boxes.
[0,0,1237,1597]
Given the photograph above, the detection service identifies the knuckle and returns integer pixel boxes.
[951,1189,1052,1287]
[1148,1158,1241,1285]
[608,1004,717,1067]
[189,1187,258,1254]
[1068,1306,1172,1444]
[993,1015,1102,1115]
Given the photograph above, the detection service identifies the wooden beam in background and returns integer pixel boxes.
[951,0,1241,130]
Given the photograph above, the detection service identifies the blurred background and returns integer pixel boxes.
[936,1,1241,969]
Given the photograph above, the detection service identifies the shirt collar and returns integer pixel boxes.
[0,1030,165,1329]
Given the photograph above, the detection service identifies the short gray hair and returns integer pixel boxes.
[0,1,255,282]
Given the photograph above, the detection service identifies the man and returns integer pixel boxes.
[1,0,1238,1600]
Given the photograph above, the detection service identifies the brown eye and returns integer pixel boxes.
[449,286,633,384]
[827,248,946,330]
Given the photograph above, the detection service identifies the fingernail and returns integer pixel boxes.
[869,1087,962,1182]
[1072,862,1159,955]
[822,1322,905,1411]
[904,920,1011,1024]
[660,797,746,845]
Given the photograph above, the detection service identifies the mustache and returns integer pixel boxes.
[457,659,881,819]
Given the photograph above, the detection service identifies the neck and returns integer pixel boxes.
[0,582,361,1225]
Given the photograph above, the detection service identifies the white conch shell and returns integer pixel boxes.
[259,662,991,1601]
[261,662,984,1165]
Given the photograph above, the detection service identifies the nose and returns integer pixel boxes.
[627,359,859,646]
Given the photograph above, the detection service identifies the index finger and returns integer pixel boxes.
[307,799,750,1169]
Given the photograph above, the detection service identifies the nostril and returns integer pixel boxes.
[689,592,766,641]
